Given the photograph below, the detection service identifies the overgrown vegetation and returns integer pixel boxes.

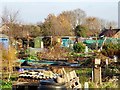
[75,25,89,37]
[1,6,119,89]
[75,68,92,85]
[2,46,18,81]
[73,42,85,53]
[89,81,119,88]
[102,43,120,58]
[0,80,12,89]
[37,46,70,60]
[25,55,38,61]
[1,45,19,89]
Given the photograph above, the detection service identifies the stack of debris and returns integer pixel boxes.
[17,68,82,89]
[56,69,81,89]
[18,70,56,80]
[49,68,81,89]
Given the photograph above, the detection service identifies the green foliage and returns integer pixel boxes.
[75,68,92,75]
[69,52,81,58]
[25,55,38,60]
[89,82,96,88]
[75,25,88,37]
[81,58,93,67]
[102,43,120,58]
[29,25,42,37]
[0,80,12,89]
[73,42,85,53]
[100,82,118,88]
[89,82,119,88]
[69,52,92,59]
[76,68,92,85]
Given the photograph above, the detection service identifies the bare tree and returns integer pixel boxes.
[85,17,102,36]
[73,8,86,26]
[1,7,20,24]
[1,7,9,24]
[99,19,117,29]
[105,21,117,29]
[1,7,22,40]
[59,8,86,29]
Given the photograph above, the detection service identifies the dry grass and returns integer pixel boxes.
[1,45,18,81]
[38,46,70,60]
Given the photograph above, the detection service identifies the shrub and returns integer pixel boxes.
[73,42,85,53]
[0,80,12,89]
[102,43,120,58]
[25,55,38,60]
[2,46,17,81]
[100,82,118,88]
[76,68,91,85]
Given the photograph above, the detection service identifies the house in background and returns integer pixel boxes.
[99,27,120,38]
[0,24,9,34]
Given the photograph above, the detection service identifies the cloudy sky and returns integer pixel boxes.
[0,0,119,24]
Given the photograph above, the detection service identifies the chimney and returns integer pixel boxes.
[110,26,112,30]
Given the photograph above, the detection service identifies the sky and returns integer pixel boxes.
[0,0,119,24]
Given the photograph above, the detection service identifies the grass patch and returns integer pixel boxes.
[75,68,92,85]
[0,80,12,89]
